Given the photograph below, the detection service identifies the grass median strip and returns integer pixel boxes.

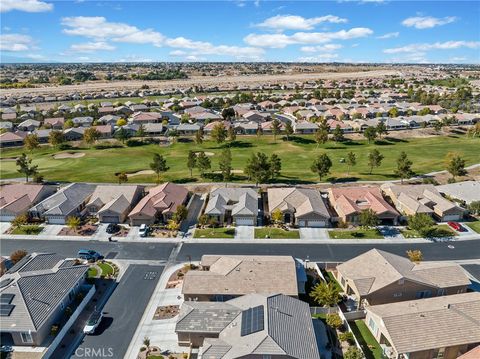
[194,227,235,238]
[254,227,300,239]
[10,225,43,235]
[350,320,383,359]
[328,229,384,239]
[466,221,480,233]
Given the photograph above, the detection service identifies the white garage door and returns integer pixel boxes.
[298,220,306,227]
[307,220,326,228]
[47,216,65,224]
[102,216,120,224]
[1,215,15,222]
[443,215,461,221]
[236,218,254,226]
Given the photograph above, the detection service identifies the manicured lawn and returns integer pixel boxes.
[10,225,43,235]
[402,224,456,238]
[312,313,327,320]
[254,227,300,239]
[349,320,383,359]
[328,228,384,239]
[194,227,235,238]
[87,267,98,278]
[1,134,478,183]
[98,262,114,276]
[466,221,480,233]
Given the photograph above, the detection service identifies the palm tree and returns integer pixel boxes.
[143,337,151,357]
[309,281,341,307]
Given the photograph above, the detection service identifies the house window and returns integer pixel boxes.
[437,289,446,296]
[457,288,464,294]
[368,318,377,334]
[21,332,33,344]
[393,292,402,298]
[341,277,346,287]
[415,290,431,299]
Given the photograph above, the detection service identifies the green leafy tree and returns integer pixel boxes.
[388,107,399,118]
[150,153,169,183]
[116,118,127,127]
[359,209,379,228]
[367,149,384,174]
[168,129,178,143]
[195,128,204,144]
[271,119,281,142]
[187,150,197,177]
[284,122,293,141]
[63,119,74,129]
[314,128,329,147]
[48,130,65,148]
[345,151,356,176]
[117,172,128,184]
[446,154,467,182]
[468,201,480,215]
[115,127,131,143]
[228,126,237,143]
[219,148,232,181]
[136,124,146,139]
[244,152,271,186]
[211,123,227,145]
[196,151,211,177]
[332,124,344,143]
[24,134,39,152]
[363,126,377,143]
[221,107,235,120]
[406,249,423,263]
[83,127,101,145]
[271,209,283,224]
[407,213,435,236]
[173,204,188,222]
[311,153,332,181]
[16,153,38,182]
[309,281,341,307]
[395,151,414,183]
[11,214,28,229]
[269,154,282,180]
[376,121,387,138]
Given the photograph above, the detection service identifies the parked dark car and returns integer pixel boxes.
[78,249,103,261]
[106,223,120,234]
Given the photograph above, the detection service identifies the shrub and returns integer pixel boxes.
[50,324,59,336]
[344,347,364,359]
[10,249,28,264]
[126,139,146,147]
[326,313,343,329]
[339,331,355,344]
[58,143,72,150]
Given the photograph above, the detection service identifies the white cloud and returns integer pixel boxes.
[61,16,149,40]
[244,27,373,48]
[254,0,260,7]
[70,41,116,53]
[256,14,347,31]
[384,41,480,53]
[169,50,187,57]
[377,32,399,39]
[300,44,343,52]
[24,53,45,60]
[402,16,457,29]
[0,33,34,51]
[0,0,53,13]
[297,53,339,62]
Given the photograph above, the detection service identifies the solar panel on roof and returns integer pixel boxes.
[0,293,14,304]
[0,303,15,317]
[240,305,264,336]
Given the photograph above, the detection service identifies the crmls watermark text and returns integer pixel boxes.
[74,347,114,357]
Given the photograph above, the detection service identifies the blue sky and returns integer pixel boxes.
[1,0,479,63]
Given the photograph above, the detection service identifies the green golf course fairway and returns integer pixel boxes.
[1,134,478,184]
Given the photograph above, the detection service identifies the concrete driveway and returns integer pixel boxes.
[235,226,254,240]
[41,224,63,236]
[378,226,403,240]
[300,228,329,240]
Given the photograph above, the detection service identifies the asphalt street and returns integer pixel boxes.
[2,238,480,263]
[71,264,164,359]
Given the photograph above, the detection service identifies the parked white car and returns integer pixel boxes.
[83,311,103,334]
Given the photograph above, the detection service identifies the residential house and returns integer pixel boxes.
[86,185,143,223]
[176,123,201,135]
[0,131,26,148]
[33,129,52,144]
[436,181,480,206]
[0,253,89,346]
[29,183,96,224]
[63,127,85,141]
[365,293,480,359]
[328,186,400,225]
[17,119,41,132]
[94,124,113,139]
[204,188,258,226]
[130,111,162,124]
[128,182,188,226]
[182,255,306,301]
[71,116,93,127]
[381,184,464,221]
[44,117,64,130]
[0,121,13,132]
[98,114,121,126]
[335,249,470,308]
[0,184,56,222]
[294,120,318,134]
[234,121,258,135]
[143,123,164,136]
[267,187,331,227]
[175,293,321,359]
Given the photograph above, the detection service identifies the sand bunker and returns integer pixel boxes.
[53,152,85,159]
[127,170,155,177]
[195,151,214,156]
